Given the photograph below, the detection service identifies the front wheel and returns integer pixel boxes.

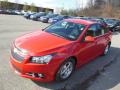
[55,58,75,82]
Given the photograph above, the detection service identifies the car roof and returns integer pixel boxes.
[65,19,96,25]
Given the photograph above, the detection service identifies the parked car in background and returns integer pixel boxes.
[10,19,112,82]
[105,19,120,32]
[48,15,72,24]
[30,12,46,21]
[1,10,12,15]
[14,10,23,15]
[24,12,36,19]
[0,10,6,14]
[39,14,58,23]
[90,18,108,27]
[81,17,108,27]
[0,9,22,15]
[78,16,90,20]
[21,10,27,15]
[6,10,17,15]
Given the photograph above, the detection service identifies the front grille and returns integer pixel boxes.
[11,48,24,62]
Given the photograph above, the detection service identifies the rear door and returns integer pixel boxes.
[93,24,107,55]
[95,24,112,55]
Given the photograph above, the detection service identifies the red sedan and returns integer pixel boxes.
[10,19,112,82]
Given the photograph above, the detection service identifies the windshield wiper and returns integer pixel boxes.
[50,33,74,41]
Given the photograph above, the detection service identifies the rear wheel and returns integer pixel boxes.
[56,58,75,81]
[103,44,110,55]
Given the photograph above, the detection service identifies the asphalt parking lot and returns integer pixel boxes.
[0,14,120,90]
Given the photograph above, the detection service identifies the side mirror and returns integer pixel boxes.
[85,36,95,42]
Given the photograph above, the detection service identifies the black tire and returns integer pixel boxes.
[55,58,75,82]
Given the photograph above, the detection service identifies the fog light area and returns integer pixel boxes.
[26,72,44,78]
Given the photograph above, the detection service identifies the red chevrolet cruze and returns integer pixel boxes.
[10,19,112,82]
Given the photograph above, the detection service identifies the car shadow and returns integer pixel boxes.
[32,46,120,90]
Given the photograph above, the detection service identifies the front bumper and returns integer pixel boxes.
[48,20,57,24]
[10,56,59,82]
[41,19,48,23]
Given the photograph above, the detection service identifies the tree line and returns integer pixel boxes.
[61,0,120,18]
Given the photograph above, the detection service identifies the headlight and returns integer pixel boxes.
[53,19,57,21]
[31,55,53,64]
[110,25,113,28]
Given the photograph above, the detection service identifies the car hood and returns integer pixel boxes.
[15,31,71,55]
[52,18,59,20]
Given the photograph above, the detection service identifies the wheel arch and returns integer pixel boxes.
[108,41,111,46]
[68,56,77,67]
[55,56,77,81]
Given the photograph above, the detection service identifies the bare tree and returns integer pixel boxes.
[94,0,106,8]
[87,0,94,8]
[30,3,37,12]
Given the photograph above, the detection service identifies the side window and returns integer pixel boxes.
[95,24,102,36]
[116,22,120,27]
[86,25,97,37]
[64,16,68,18]
[86,24,106,37]
[100,25,109,34]
[119,22,120,26]
[96,24,109,35]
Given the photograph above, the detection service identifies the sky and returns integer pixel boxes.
[6,0,89,9]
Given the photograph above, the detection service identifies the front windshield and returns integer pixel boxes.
[55,16,64,19]
[36,12,45,16]
[46,14,56,17]
[44,21,85,40]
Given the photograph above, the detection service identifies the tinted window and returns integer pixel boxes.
[95,24,102,36]
[102,26,109,34]
[87,24,105,37]
[87,25,97,37]
[98,24,109,34]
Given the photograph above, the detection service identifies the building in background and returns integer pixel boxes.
[0,1,53,12]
